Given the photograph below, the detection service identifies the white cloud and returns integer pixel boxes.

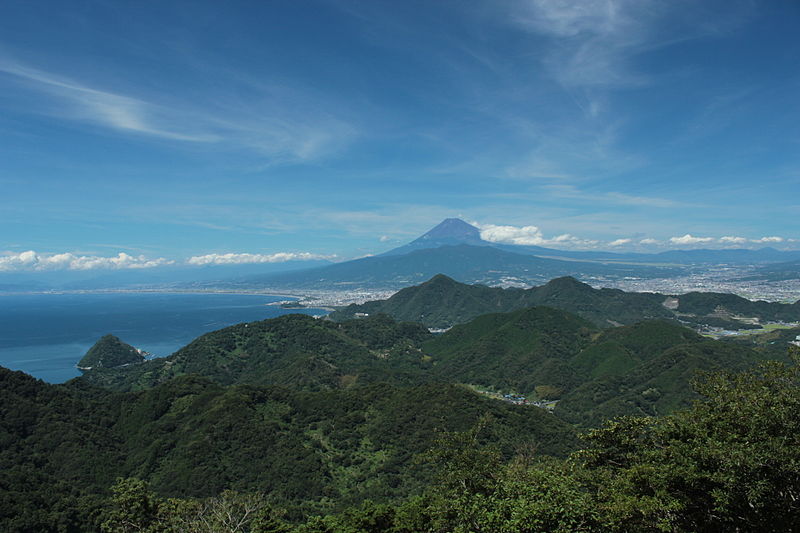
[186,252,332,266]
[0,250,172,272]
[669,234,715,245]
[379,235,392,242]
[476,223,545,245]
[608,238,631,246]
[639,238,660,245]
[719,236,747,244]
[752,236,784,243]
[474,222,597,247]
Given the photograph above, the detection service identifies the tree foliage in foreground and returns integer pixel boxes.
[308,347,800,532]
[101,478,291,533]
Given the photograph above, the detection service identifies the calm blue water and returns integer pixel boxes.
[0,292,326,383]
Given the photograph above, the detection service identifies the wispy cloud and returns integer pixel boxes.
[186,252,334,266]
[0,250,172,271]
[0,61,218,142]
[510,0,659,89]
[0,58,357,161]
[544,184,691,209]
[604,192,687,209]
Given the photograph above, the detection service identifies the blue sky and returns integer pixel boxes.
[1,0,798,271]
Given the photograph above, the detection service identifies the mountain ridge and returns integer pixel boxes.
[330,273,800,329]
[245,243,680,290]
[379,219,800,265]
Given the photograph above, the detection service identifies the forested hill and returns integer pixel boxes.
[77,314,434,392]
[75,305,781,433]
[6,288,800,531]
[421,310,777,427]
[675,290,800,321]
[330,274,673,328]
[77,334,145,370]
[330,273,800,330]
[0,366,578,530]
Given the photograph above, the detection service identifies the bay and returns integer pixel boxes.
[0,292,325,383]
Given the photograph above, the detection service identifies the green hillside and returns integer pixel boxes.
[331,274,800,331]
[424,306,597,392]
[570,320,703,379]
[331,274,518,328]
[79,303,781,429]
[421,310,772,428]
[556,339,776,427]
[0,366,578,530]
[13,351,794,533]
[303,352,800,533]
[677,291,800,321]
[78,314,433,392]
[331,274,674,328]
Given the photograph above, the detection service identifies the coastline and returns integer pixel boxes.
[0,285,399,309]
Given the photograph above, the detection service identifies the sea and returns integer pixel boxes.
[0,292,326,383]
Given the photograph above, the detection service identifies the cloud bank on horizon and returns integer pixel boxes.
[0,250,333,272]
[0,0,797,258]
[2,218,796,273]
[186,252,334,266]
[0,251,173,272]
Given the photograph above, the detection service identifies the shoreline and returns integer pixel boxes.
[0,288,307,298]
[0,286,399,309]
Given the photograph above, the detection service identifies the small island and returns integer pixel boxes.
[77,334,148,371]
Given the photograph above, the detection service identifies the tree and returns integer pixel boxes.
[181,490,289,533]
[581,347,800,531]
[101,478,173,533]
[101,479,289,533]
